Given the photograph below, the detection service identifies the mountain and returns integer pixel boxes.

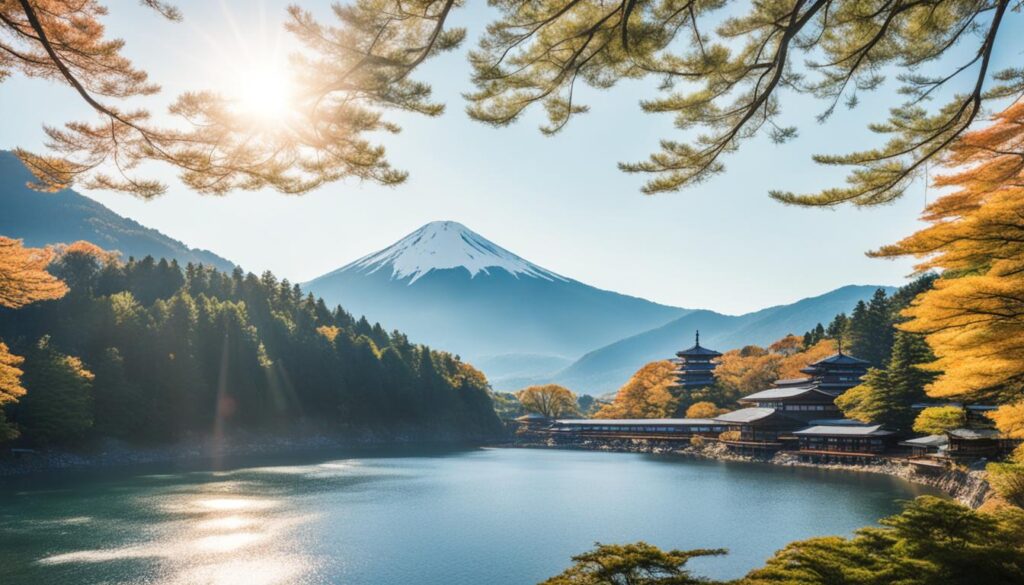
[303,221,689,380]
[0,151,234,271]
[550,284,896,394]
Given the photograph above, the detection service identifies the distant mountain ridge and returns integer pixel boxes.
[0,151,234,271]
[548,284,897,394]
[304,221,690,371]
[305,221,893,392]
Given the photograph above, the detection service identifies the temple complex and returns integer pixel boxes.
[514,333,1019,468]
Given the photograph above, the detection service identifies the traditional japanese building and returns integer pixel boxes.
[738,386,842,421]
[793,424,895,461]
[945,428,1004,460]
[714,407,803,452]
[547,418,728,440]
[673,331,721,391]
[900,434,949,458]
[799,348,870,396]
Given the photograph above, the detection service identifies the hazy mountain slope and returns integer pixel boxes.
[551,285,895,394]
[0,152,234,271]
[303,221,689,367]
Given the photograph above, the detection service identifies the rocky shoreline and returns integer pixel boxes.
[513,438,992,508]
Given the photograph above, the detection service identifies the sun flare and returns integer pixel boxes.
[233,64,295,123]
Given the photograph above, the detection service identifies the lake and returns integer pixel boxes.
[0,447,939,584]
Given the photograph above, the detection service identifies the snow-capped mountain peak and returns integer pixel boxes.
[341,221,567,284]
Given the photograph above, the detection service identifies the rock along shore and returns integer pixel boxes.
[511,437,992,509]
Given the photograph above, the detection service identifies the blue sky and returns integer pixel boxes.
[3,1,1020,314]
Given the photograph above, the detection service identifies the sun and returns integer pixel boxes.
[233,64,295,124]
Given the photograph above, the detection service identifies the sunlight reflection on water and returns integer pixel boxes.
[34,465,331,584]
[3,449,940,585]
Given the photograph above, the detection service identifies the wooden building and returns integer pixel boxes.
[673,331,722,391]
[945,428,1003,460]
[738,386,841,421]
[899,434,948,458]
[793,424,895,461]
[714,408,802,452]
[799,351,870,396]
[547,418,728,440]
[514,413,551,432]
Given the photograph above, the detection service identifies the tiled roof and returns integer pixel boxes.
[794,424,892,437]
[739,386,829,402]
[714,408,777,424]
[900,435,949,448]
[810,353,870,366]
[947,428,1001,440]
[553,418,719,426]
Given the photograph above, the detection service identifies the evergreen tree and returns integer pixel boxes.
[837,332,936,430]
[0,254,504,445]
[846,289,893,366]
[90,347,144,438]
[15,337,94,445]
[827,313,849,339]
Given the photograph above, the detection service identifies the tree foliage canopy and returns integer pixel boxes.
[837,331,935,430]
[744,496,1024,585]
[912,405,965,435]
[0,236,67,439]
[517,384,579,418]
[5,1,1022,201]
[538,541,726,585]
[1,0,461,197]
[540,498,1024,585]
[0,253,503,445]
[872,101,1024,430]
[595,360,676,419]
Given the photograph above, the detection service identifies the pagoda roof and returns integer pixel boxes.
[808,352,870,367]
[739,386,832,402]
[676,344,722,357]
[676,331,722,357]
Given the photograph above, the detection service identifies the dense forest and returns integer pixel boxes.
[0,242,502,446]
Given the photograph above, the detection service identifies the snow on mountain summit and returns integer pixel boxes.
[342,221,567,283]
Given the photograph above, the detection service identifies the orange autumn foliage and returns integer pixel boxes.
[778,339,836,380]
[0,237,67,309]
[684,401,722,419]
[873,101,1024,410]
[594,361,677,419]
[714,338,836,397]
[0,236,69,439]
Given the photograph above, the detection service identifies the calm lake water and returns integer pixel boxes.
[0,447,938,585]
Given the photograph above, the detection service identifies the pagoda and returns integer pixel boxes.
[799,341,870,396]
[674,331,722,390]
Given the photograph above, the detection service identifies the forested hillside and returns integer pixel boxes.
[0,243,502,446]
[0,152,234,272]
